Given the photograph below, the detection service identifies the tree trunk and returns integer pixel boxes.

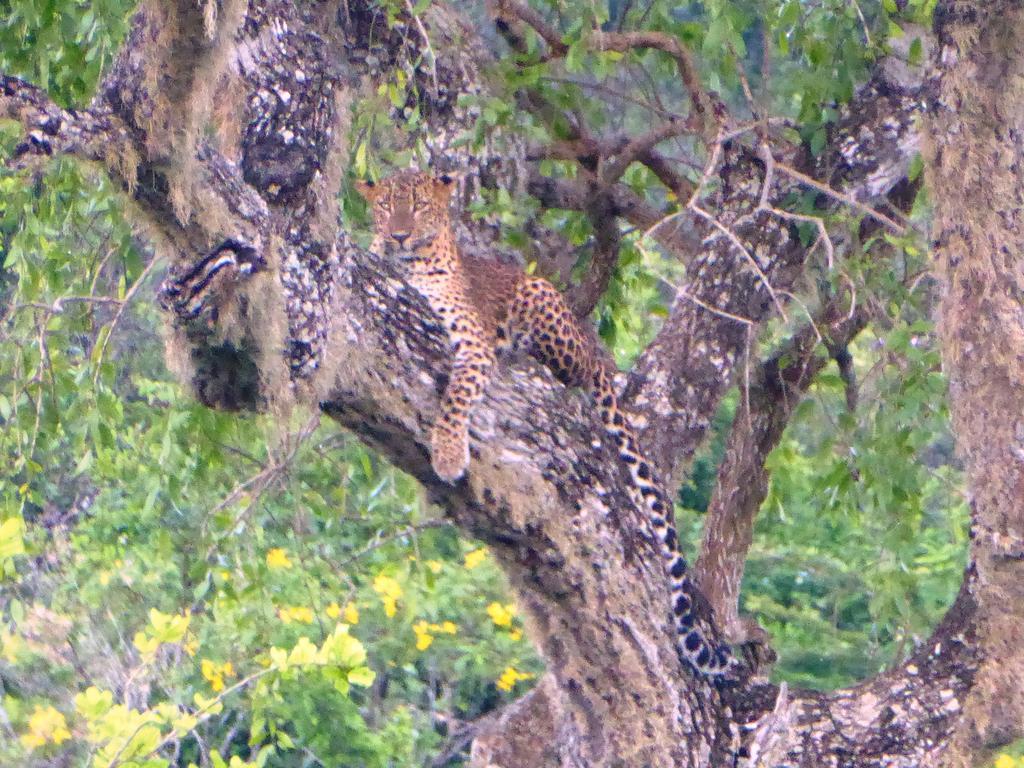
[922,2,1024,762]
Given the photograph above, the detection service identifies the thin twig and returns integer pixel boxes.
[91,255,163,388]
[405,0,439,96]
[756,143,835,268]
[110,668,276,768]
[849,0,873,47]
[201,412,322,559]
[641,130,724,242]
[689,202,789,322]
[674,288,754,326]
[333,520,452,571]
[774,160,907,235]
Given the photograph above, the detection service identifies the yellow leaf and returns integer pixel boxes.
[496,666,535,693]
[266,548,293,570]
[20,705,70,749]
[347,666,376,687]
[201,659,233,692]
[413,620,434,651]
[373,574,403,617]
[0,629,24,664]
[486,602,516,628]
[288,637,319,667]
[174,712,199,734]
[269,646,289,671]
[372,574,403,599]
[320,625,367,668]
[0,516,25,561]
[133,631,160,658]
[463,549,487,570]
[193,692,224,715]
[75,686,114,719]
[147,608,190,643]
[278,606,315,624]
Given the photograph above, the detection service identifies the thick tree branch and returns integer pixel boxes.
[694,300,869,643]
[321,245,731,766]
[526,170,701,259]
[564,191,624,317]
[0,76,133,171]
[625,48,931,489]
[601,118,695,185]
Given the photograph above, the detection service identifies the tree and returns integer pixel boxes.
[0,0,1020,766]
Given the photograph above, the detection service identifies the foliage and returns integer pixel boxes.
[0,0,977,766]
[0,0,135,106]
[0,155,539,766]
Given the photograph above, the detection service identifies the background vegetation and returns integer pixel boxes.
[0,0,988,765]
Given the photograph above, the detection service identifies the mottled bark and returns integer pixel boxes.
[322,244,728,767]
[923,2,1024,762]
[625,64,928,490]
[694,303,869,644]
[0,1,1012,765]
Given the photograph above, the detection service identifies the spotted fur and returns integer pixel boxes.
[357,170,733,677]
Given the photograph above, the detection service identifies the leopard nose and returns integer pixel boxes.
[390,232,411,246]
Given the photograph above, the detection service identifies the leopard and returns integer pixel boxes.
[355,169,733,678]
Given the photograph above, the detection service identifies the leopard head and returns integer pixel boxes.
[355,170,456,252]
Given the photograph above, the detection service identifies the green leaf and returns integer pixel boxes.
[908,37,923,66]
[810,128,827,156]
[565,40,585,73]
[908,152,924,182]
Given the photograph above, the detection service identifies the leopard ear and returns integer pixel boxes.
[354,178,377,201]
[432,172,459,202]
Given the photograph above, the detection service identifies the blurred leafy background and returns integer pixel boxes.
[0,0,986,766]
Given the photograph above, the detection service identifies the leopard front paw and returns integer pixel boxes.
[430,424,469,483]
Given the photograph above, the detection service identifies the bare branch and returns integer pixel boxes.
[601,118,694,185]
[626,57,928,487]
[694,298,869,640]
[1,75,134,172]
[775,159,908,235]
[492,0,716,123]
